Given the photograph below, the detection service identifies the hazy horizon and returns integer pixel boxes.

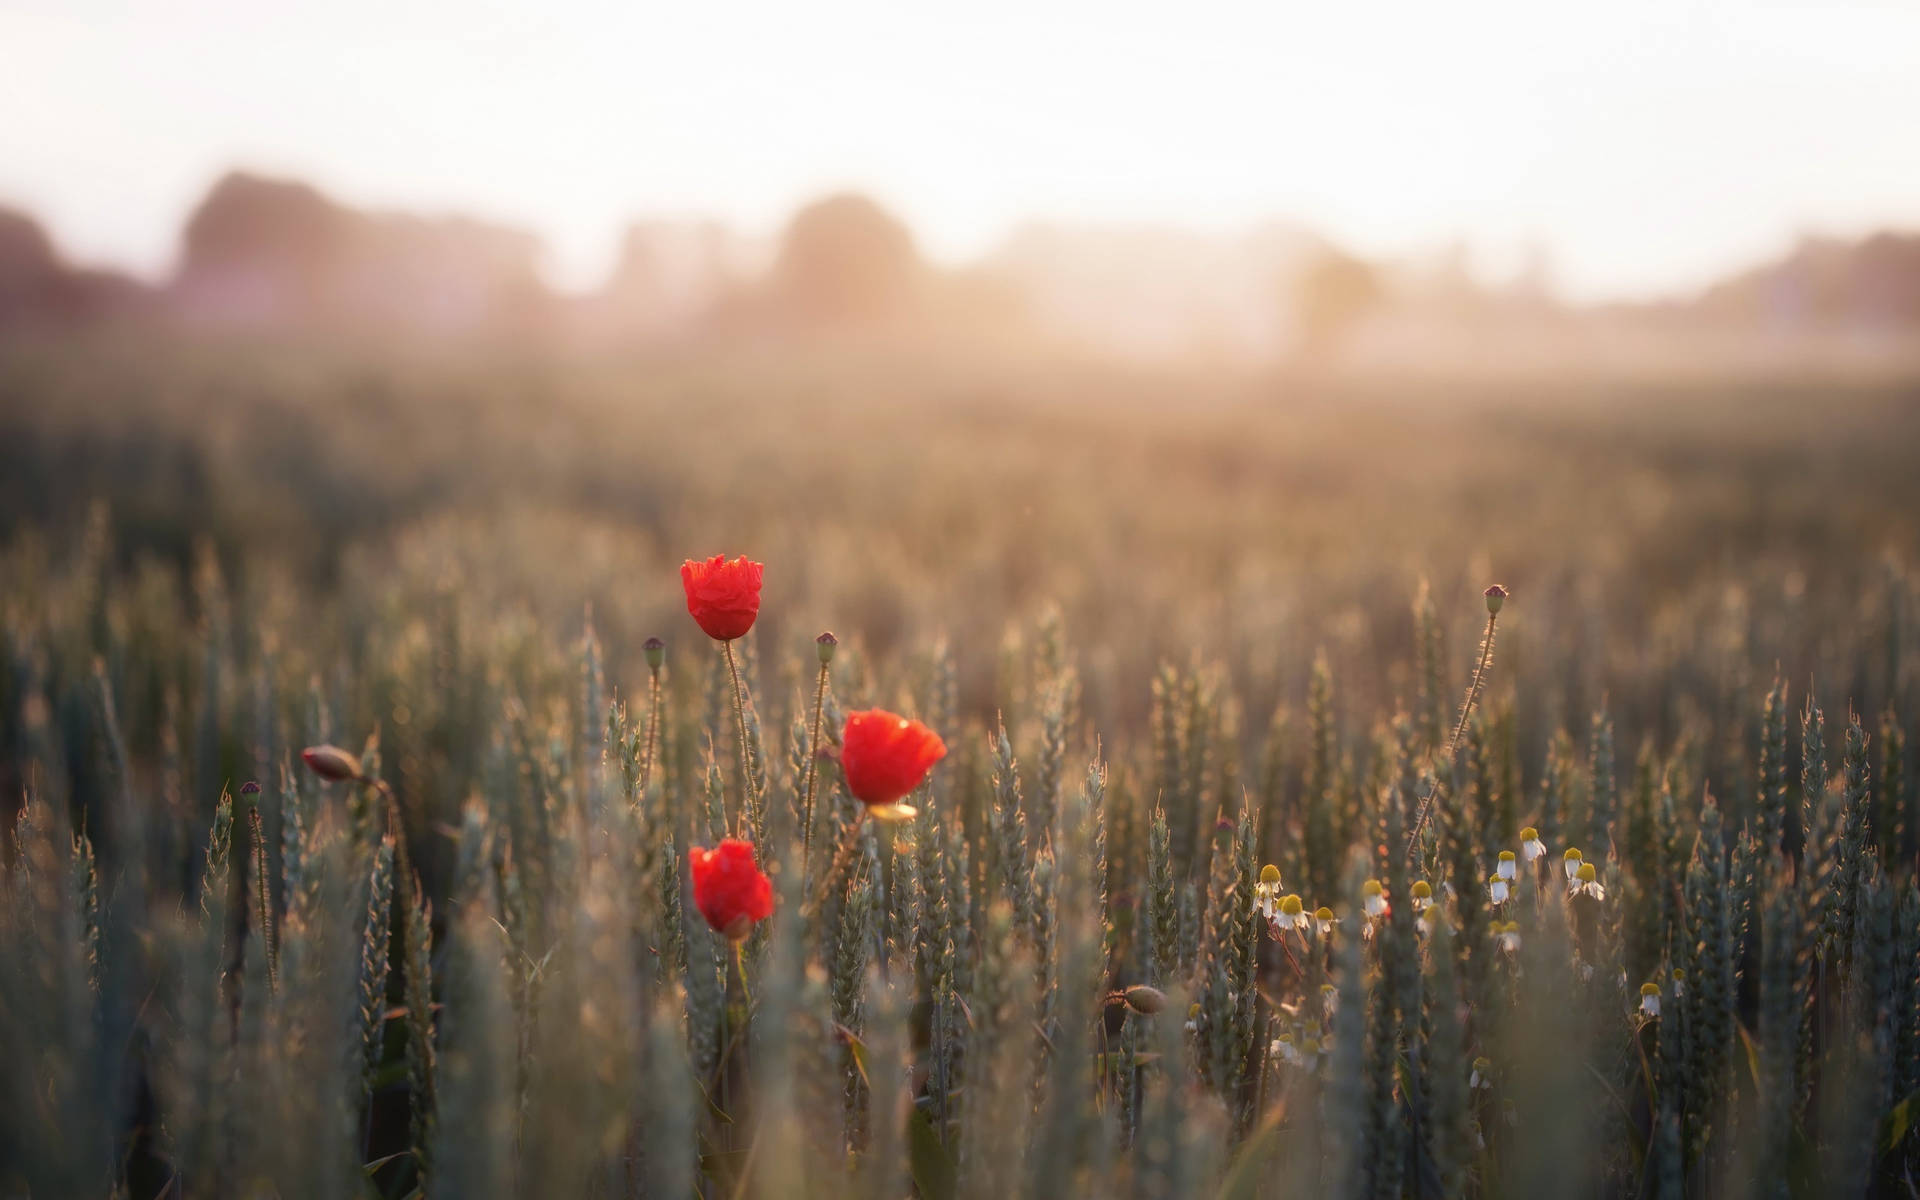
[5,0,1919,301]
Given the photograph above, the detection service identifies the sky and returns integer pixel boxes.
[2,0,1917,300]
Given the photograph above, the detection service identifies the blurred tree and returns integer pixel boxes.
[771,193,924,327]
[1291,244,1383,363]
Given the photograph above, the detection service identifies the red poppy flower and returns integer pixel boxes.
[680,555,764,641]
[840,709,947,820]
[688,838,774,941]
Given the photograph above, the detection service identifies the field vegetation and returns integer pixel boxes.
[2,339,1918,1198]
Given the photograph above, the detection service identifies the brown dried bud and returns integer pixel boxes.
[1120,984,1168,1014]
[300,744,363,782]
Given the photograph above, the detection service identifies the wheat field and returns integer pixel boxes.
[2,341,1919,1199]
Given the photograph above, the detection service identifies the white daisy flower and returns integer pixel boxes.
[1470,1057,1493,1090]
[1488,874,1509,904]
[1254,864,1283,922]
[1639,982,1661,1018]
[1563,847,1583,882]
[1320,982,1339,1015]
[1297,1037,1321,1071]
[1519,827,1546,863]
[1496,921,1520,953]
[1362,879,1387,918]
[1314,906,1337,937]
[1571,861,1605,901]
[1271,1033,1297,1064]
[1410,880,1435,913]
[1496,850,1517,881]
[1671,969,1686,997]
[1274,893,1310,933]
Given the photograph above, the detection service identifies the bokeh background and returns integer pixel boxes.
[3,0,1918,729]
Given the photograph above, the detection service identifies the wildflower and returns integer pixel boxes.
[300,744,363,783]
[1470,1056,1493,1089]
[1519,826,1546,862]
[1320,982,1338,1015]
[1274,893,1309,933]
[688,838,773,941]
[1314,906,1337,936]
[1671,968,1686,997]
[1185,1003,1201,1033]
[1362,879,1387,918]
[1410,880,1435,913]
[1297,1037,1321,1071]
[840,709,947,821]
[1484,584,1508,614]
[1272,1032,1296,1064]
[680,555,764,642]
[1496,850,1517,880]
[643,636,666,671]
[1488,874,1509,904]
[1496,921,1521,952]
[1563,847,1583,882]
[815,630,838,664]
[1571,861,1605,901]
[1639,982,1661,1018]
[1254,864,1284,921]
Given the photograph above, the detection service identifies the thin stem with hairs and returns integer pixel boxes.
[248,802,277,991]
[805,807,869,919]
[1405,592,1504,865]
[639,657,664,799]
[800,656,831,878]
[721,639,757,837]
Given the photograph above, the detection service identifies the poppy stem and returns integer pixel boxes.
[732,939,752,1010]
[1405,608,1499,867]
[639,658,664,801]
[721,639,757,837]
[805,808,869,919]
[799,657,831,880]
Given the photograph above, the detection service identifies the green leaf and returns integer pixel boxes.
[1882,1089,1920,1151]
[1212,1124,1281,1200]
[907,1108,957,1200]
[1736,1020,1761,1089]
[838,1023,871,1090]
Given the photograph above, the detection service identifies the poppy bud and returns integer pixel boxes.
[816,631,838,665]
[1120,984,1168,1014]
[1484,584,1508,614]
[644,636,666,671]
[301,744,363,783]
[239,781,261,796]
